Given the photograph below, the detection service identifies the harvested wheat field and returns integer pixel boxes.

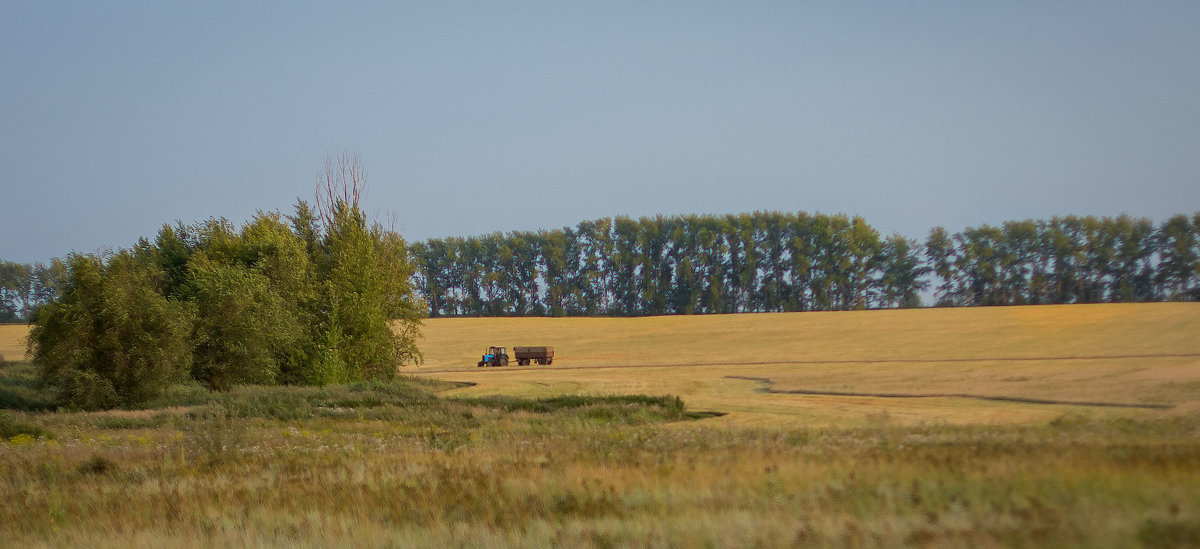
[0,324,29,362]
[410,303,1200,427]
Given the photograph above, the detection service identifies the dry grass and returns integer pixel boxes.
[4,303,1200,547]
[3,401,1198,548]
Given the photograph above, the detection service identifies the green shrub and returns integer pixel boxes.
[29,252,192,410]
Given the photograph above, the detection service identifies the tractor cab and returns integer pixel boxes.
[477,346,509,367]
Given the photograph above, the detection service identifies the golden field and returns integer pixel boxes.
[409,303,1200,427]
[0,324,29,361]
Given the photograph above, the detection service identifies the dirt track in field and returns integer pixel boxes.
[722,375,1175,410]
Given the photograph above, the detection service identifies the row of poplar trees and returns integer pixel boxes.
[0,260,63,323]
[411,212,1200,317]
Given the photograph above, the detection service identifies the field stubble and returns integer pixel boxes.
[0,323,29,361]
[411,303,1200,428]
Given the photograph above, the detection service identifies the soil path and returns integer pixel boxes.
[723,375,1174,410]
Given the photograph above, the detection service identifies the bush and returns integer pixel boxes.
[28,252,192,410]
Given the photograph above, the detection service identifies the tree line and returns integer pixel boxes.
[411,212,1200,317]
[928,214,1199,306]
[9,211,1198,325]
[0,260,65,323]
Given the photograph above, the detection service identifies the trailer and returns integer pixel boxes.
[513,346,554,366]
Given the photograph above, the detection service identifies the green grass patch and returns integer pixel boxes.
[455,394,706,424]
[0,410,54,441]
[1139,517,1200,548]
[204,379,443,421]
[84,413,177,430]
[0,361,56,411]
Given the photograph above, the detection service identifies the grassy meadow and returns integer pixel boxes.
[2,303,1200,547]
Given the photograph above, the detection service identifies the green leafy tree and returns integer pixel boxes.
[406,210,1200,316]
[0,260,63,322]
[0,260,27,322]
[373,226,424,366]
[878,235,928,308]
[29,251,192,409]
[185,254,300,390]
[300,153,425,382]
[1158,214,1199,301]
[924,227,961,306]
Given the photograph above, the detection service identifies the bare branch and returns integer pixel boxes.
[315,152,367,230]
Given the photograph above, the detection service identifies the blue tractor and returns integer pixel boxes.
[477,346,509,367]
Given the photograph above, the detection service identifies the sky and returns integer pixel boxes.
[2,2,1198,265]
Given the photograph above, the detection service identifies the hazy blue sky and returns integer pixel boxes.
[3,2,1198,264]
